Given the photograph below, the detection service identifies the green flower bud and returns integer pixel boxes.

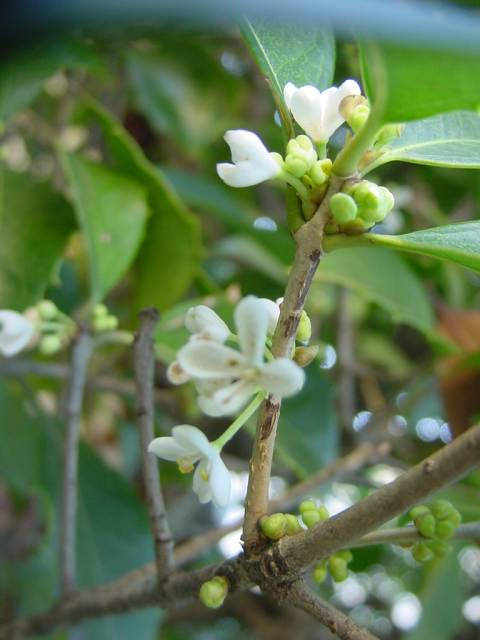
[335,549,353,564]
[37,300,58,320]
[93,303,109,318]
[330,193,358,224]
[294,344,320,368]
[415,513,436,538]
[199,576,229,609]
[39,334,62,355]
[286,136,317,168]
[447,509,462,528]
[302,509,321,529]
[329,556,348,582]
[409,505,430,520]
[375,123,405,148]
[285,513,302,535]
[430,499,453,521]
[104,315,119,331]
[412,542,434,563]
[296,311,311,344]
[317,505,329,521]
[427,540,452,558]
[260,513,288,540]
[349,105,370,132]
[313,562,328,584]
[339,95,369,121]
[435,520,456,540]
[284,155,309,178]
[299,499,317,514]
[309,162,328,186]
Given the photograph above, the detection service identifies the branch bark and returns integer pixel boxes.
[133,308,174,582]
[242,176,343,552]
[60,328,93,596]
[286,580,378,640]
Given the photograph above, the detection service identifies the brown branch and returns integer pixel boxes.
[133,308,174,582]
[278,422,480,576]
[242,176,344,552]
[286,580,378,640]
[60,329,93,596]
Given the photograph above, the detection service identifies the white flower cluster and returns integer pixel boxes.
[216,80,361,188]
[148,296,306,508]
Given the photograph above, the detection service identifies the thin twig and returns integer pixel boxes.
[286,580,378,640]
[133,308,174,583]
[60,329,93,596]
[351,522,480,548]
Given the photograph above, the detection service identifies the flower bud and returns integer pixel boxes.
[199,576,229,609]
[335,549,353,564]
[430,499,453,521]
[104,315,119,331]
[412,542,434,563]
[329,556,348,582]
[427,540,452,558]
[285,513,302,535]
[37,300,58,320]
[284,155,308,178]
[296,311,311,344]
[447,509,462,528]
[375,123,405,148]
[94,303,109,318]
[313,562,328,584]
[415,513,436,538]
[302,509,321,528]
[349,104,370,133]
[409,505,430,520]
[287,136,317,167]
[299,499,317,514]
[294,344,319,368]
[339,95,368,121]
[260,513,288,540]
[39,334,62,355]
[317,505,329,521]
[435,520,456,540]
[330,193,358,224]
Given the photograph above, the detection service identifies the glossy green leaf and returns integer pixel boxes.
[241,19,335,133]
[85,101,202,311]
[361,41,480,122]
[0,169,75,309]
[315,247,434,334]
[364,111,480,172]
[63,153,150,302]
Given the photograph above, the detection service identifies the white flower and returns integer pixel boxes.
[148,425,231,507]
[259,298,280,335]
[177,296,305,415]
[216,130,281,187]
[283,80,361,143]
[0,310,35,357]
[167,305,230,385]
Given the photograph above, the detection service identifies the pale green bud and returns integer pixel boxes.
[294,344,319,368]
[104,315,119,331]
[329,556,348,582]
[435,520,456,540]
[302,509,321,529]
[285,513,302,535]
[427,540,452,558]
[199,576,229,609]
[37,300,58,320]
[39,334,62,355]
[313,562,328,583]
[330,193,358,224]
[309,162,328,186]
[335,549,353,563]
[448,509,462,528]
[299,499,317,514]
[415,513,436,538]
[349,104,370,132]
[94,303,109,318]
[284,155,308,178]
[339,95,369,121]
[317,505,329,521]
[260,513,288,540]
[375,123,405,148]
[286,135,317,168]
[412,543,434,563]
[409,505,430,520]
[296,310,311,344]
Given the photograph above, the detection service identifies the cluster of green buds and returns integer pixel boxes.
[35,300,75,355]
[407,499,462,563]
[259,512,302,540]
[199,575,229,609]
[340,95,404,149]
[283,135,333,187]
[91,304,119,333]
[326,179,395,234]
[299,498,329,528]
[313,549,353,584]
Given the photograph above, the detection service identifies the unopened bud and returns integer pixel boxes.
[39,334,62,355]
[428,540,452,558]
[429,500,453,521]
[93,304,108,318]
[435,520,456,540]
[294,344,319,367]
[339,95,368,121]
[412,543,434,563]
[260,513,288,540]
[349,104,370,132]
[375,123,405,148]
[302,509,321,528]
[285,513,302,535]
[313,562,328,583]
[409,505,430,520]
[285,155,308,178]
[299,499,317,514]
[335,549,353,564]
[330,193,358,224]
[199,576,229,609]
[329,556,348,582]
[296,311,311,344]
[37,300,58,320]
[287,136,317,167]
[415,513,436,538]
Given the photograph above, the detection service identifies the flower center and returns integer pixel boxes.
[242,367,260,382]
[177,457,195,474]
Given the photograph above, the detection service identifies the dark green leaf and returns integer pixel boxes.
[85,100,202,311]
[62,153,150,302]
[242,19,335,132]
[315,247,434,334]
[364,111,480,171]
[361,41,480,122]
[0,169,75,309]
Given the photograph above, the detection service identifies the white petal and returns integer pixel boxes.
[147,436,191,461]
[166,360,190,385]
[212,379,257,415]
[172,425,213,458]
[234,296,268,366]
[259,298,280,335]
[185,305,230,342]
[223,129,273,167]
[283,82,297,109]
[0,310,35,357]
[290,85,325,141]
[216,161,277,188]
[217,130,280,188]
[260,358,305,397]
[321,80,362,140]
[178,341,246,379]
[209,454,231,508]
[193,459,213,504]
[197,395,227,418]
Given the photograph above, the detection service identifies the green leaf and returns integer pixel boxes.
[277,367,337,477]
[365,111,480,171]
[0,39,101,123]
[361,40,480,122]
[325,222,480,275]
[84,100,202,311]
[241,19,335,133]
[0,169,75,309]
[62,153,150,302]
[315,247,434,334]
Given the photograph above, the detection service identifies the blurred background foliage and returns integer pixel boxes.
[1,21,480,640]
